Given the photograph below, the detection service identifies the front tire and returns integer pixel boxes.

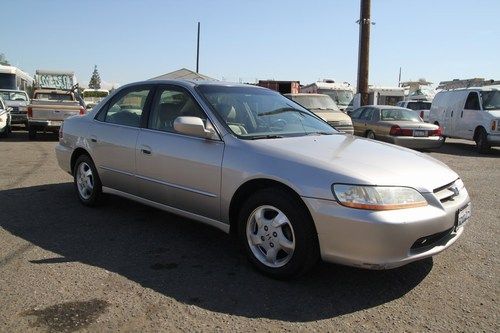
[475,128,490,154]
[237,188,319,279]
[73,155,103,206]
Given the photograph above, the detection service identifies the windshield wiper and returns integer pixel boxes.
[259,107,310,117]
[249,134,284,140]
[306,131,333,136]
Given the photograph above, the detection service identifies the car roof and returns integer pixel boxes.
[284,93,329,97]
[140,79,263,90]
[361,105,408,110]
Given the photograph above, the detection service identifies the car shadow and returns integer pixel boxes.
[0,130,58,142]
[427,140,500,157]
[0,183,433,322]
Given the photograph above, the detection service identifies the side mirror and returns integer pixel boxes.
[173,116,218,139]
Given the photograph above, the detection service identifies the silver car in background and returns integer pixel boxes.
[56,80,471,278]
[350,105,444,149]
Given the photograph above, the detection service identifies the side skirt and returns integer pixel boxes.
[102,186,230,234]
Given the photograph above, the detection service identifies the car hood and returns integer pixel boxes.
[250,134,457,193]
[310,109,352,123]
[486,110,500,117]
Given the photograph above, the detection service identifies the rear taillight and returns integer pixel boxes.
[79,106,86,115]
[389,125,413,136]
[27,107,32,118]
[429,127,442,136]
[59,122,64,140]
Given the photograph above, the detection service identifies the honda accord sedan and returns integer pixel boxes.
[55,80,471,279]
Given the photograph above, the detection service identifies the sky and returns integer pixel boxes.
[2,0,499,88]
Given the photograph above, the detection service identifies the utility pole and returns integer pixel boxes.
[196,22,200,73]
[356,0,371,106]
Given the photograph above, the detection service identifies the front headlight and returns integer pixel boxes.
[332,184,427,210]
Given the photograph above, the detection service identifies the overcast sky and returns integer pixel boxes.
[2,0,499,87]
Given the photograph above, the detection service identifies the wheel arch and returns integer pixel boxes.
[70,147,93,175]
[228,178,316,236]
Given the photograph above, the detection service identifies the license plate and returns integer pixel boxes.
[413,130,427,137]
[456,202,471,229]
[49,121,63,126]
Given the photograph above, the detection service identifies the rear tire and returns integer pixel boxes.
[366,130,376,140]
[237,187,319,279]
[73,155,103,206]
[475,128,490,154]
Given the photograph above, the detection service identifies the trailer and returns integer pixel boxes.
[300,79,354,111]
[257,80,300,94]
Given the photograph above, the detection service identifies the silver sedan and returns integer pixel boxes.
[56,80,471,278]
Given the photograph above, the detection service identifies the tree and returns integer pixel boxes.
[0,53,10,66]
[88,65,101,89]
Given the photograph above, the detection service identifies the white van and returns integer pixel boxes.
[428,86,500,152]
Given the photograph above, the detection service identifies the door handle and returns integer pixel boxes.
[451,111,454,117]
[89,135,97,143]
[140,145,152,155]
[460,111,464,118]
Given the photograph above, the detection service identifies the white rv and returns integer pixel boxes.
[300,80,354,111]
[428,83,500,153]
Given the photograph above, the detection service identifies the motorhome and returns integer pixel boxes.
[428,79,500,153]
[0,65,34,91]
[300,79,354,111]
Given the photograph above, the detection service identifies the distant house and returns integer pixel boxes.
[150,68,217,81]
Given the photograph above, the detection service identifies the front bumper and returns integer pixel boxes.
[487,133,500,146]
[303,186,470,269]
[389,136,444,149]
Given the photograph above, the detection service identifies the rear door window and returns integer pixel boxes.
[97,88,152,127]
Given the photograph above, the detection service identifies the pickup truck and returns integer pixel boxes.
[27,89,85,140]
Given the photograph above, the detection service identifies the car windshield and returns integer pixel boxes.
[290,95,341,112]
[319,89,353,107]
[35,92,73,101]
[481,90,500,110]
[0,90,29,101]
[198,85,337,139]
[406,101,432,111]
[380,108,421,122]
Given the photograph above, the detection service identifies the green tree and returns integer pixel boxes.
[0,53,10,66]
[88,65,101,89]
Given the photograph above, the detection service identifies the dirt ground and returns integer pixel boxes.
[0,131,498,332]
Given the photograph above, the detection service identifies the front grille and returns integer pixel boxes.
[12,107,19,112]
[433,180,459,203]
[411,227,453,250]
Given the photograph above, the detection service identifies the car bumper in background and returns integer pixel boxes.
[29,120,63,129]
[11,113,28,124]
[390,136,444,149]
[303,186,470,269]
[487,133,500,146]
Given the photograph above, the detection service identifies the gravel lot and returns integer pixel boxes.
[0,131,498,332]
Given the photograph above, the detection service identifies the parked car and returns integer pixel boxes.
[284,93,354,134]
[428,86,500,153]
[350,105,444,149]
[0,89,30,128]
[56,80,471,279]
[0,97,12,137]
[27,89,85,140]
[396,100,432,122]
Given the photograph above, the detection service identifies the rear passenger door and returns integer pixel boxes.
[358,107,375,136]
[90,85,153,195]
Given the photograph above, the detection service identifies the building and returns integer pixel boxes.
[150,68,216,81]
[257,80,300,94]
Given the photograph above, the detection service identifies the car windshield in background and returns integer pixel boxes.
[406,101,432,110]
[35,93,73,101]
[0,91,29,101]
[481,91,500,110]
[291,95,341,112]
[380,108,421,122]
[320,90,353,106]
[198,85,337,139]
